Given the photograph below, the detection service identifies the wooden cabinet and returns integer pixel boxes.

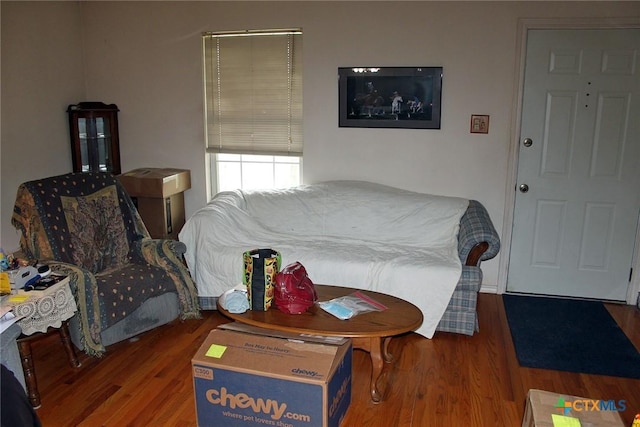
[67,102,121,175]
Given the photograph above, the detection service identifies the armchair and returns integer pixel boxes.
[11,172,200,356]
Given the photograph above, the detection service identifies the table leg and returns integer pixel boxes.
[58,321,81,368]
[352,336,394,403]
[368,337,384,403]
[16,321,81,409]
[382,336,393,363]
[17,339,41,409]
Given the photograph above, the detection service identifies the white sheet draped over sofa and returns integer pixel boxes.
[179,181,469,338]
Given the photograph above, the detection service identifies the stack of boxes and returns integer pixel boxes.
[117,168,191,240]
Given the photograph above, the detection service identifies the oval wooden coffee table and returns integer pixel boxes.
[217,284,423,402]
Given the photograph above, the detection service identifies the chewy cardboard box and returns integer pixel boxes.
[117,168,191,198]
[522,389,625,427]
[192,329,352,427]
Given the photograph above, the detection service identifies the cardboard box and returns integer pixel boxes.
[522,389,625,427]
[118,168,191,198]
[118,168,190,239]
[192,329,352,427]
[134,193,185,240]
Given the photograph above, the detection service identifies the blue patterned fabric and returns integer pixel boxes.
[12,172,200,356]
[12,172,144,267]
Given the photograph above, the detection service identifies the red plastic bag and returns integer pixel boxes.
[274,262,318,314]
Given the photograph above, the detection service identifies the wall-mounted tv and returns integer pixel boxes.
[338,67,443,129]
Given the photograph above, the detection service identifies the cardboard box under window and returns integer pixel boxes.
[118,168,191,198]
[117,168,191,240]
[522,389,625,427]
[192,328,352,427]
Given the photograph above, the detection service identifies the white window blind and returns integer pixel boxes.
[203,29,303,156]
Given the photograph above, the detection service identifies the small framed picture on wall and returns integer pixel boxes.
[470,115,489,134]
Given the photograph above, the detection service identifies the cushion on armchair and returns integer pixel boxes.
[11,172,200,356]
[96,263,176,328]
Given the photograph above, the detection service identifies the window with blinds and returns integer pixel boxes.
[203,29,303,156]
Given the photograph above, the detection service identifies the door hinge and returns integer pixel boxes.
[630,267,634,282]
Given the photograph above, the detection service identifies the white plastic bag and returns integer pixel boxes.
[318,291,387,320]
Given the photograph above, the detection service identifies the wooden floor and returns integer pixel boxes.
[30,293,640,426]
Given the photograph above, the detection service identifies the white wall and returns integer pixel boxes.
[1,1,84,251]
[2,1,639,290]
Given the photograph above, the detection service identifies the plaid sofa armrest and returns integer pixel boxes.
[458,200,500,266]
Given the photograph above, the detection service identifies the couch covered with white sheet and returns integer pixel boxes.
[179,181,500,338]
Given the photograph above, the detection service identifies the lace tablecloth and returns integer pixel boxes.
[2,278,77,336]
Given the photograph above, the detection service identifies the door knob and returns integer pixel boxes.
[519,184,529,193]
[523,138,533,147]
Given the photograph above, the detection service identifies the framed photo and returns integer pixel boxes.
[338,67,443,129]
[470,114,490,134]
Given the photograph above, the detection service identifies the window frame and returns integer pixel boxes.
[202,29,303,198]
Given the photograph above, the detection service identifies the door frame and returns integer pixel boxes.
[498,17,640,305]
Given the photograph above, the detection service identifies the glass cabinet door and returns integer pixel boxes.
[67,102,121,175]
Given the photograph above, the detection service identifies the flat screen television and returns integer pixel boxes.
[338,67,443,129]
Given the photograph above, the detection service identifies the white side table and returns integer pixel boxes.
[2,277,81,408]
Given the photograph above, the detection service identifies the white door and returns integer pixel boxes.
[508,29,640,301]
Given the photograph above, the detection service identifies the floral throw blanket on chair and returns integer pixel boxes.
[12,172,200,356]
